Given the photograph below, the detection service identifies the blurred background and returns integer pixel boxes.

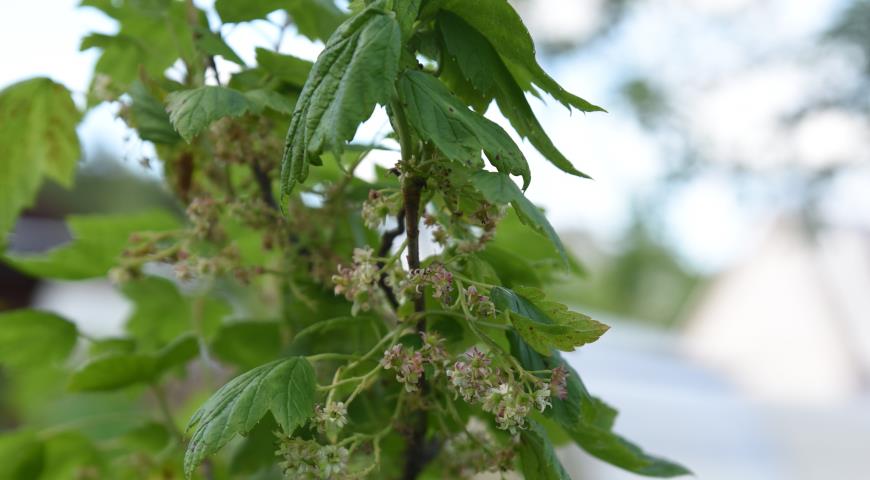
[1,0,869,478]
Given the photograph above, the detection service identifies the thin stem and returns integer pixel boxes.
[151,384,184,444]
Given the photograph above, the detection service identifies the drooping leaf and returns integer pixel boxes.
[255,48,313,87]
[397,70,531,188]
[509,332,691,477]
[194,26,245,65]
[0,430,45,480]
[440,0,604,113]
[470,171,567,263]
[184,357,316,477]
[166,86,256,142]
[491,286,608,355]
[439,12,591,179]
[3,210,180,280]
[0,78,81,241]
[0,310,78,367]
[128,81,181,144]
[68,353,156,392]
[281,3,401,196]
[518,421,573,480]
[211,321,282,370]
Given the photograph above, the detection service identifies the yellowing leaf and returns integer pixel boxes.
[0,78,81,241]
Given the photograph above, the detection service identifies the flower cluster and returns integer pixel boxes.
[464,285,496,317]
[441,420,515,478]
[399,263,454,303]
[332,247,381,315]
[380,332,449,392]
[277,437,350,480]
[314,401,348,441]
[549,364,570,400]
[446,348,556,434]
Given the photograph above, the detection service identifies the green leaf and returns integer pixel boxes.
[122,276,229,348]
[518,421,572,480]
[244,88,298,115]
[167,86,257,142]
[184,357,316,477]
[289,316,386,356]
[216,0,345,41]
[397,70,531,188]
[68,353,156,392]
[211,321,282,370]
[40,431,103,480]
[0,310,77,367]
[194,26,245,65]
[120,422,171,454]
[440,0,604,113]
[255,48,313,87]
[0,430,45,480]
[154,333,200,374]
[438,12,591,179]
[508,332,691,477]
[3,210,180,280]
[470,171,567,263]
[0,78,81,240]
[128,81,181,145]
[491,286,608,355]
[281,3,401,196]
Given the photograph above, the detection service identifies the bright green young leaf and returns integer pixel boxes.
[440,0,604,113]
[491,286,608,355]
[255,48,313,87]
[397,70,531,188]
[68,353,156,392]
[0,430,45,480]
[518,421,573,480]
[0,310,78,367]
[0,78,81,241]
[439,12,592,179]
[194,26,245,65]
[211,321,282,370]
[281,3,401,196]
[509,332,691,477]
[3,210,180,280]
[184,357,316,477]
[167,86,255,142]
[129,81,181,145]
[471,171,567,263]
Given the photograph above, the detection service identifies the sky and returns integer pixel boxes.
[1,0,867,274]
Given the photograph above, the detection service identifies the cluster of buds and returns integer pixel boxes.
[187,197,224,241]
[456,203,505,253]
[361,189,401,230]
[464,285,496,317]
[331,247,381,315]
[314,401,348,441]
[549,365,570,400]
[400,263,454,303]
[380,332,449,392]
[423,213,449,246]
[277,437,350,480]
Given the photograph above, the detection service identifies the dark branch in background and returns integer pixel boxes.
[251,160,278,211]
[377,208,405,309]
